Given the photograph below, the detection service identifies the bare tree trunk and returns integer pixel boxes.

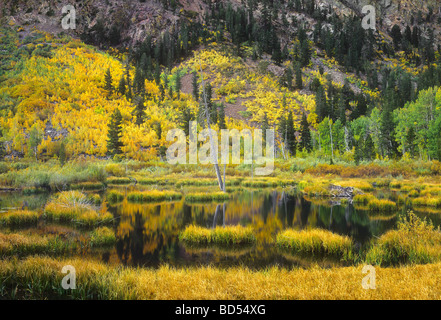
[199,60,224,192]
[329,121,333,161]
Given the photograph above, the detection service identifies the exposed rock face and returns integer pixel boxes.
[0,0,208,47]
[2,0,440,49]
[329,184,355,198]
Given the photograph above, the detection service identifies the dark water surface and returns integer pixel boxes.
[1,187,439,269]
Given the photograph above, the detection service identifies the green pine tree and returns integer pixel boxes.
[118,76,126,96]
[218,103,227,130]
[104,68,113,98]
[300,112,312,151]
[286,111,297,157]
[134,98,146,126]
[295,63,303,89]
[364,134,375,161]
[107,108,124,156]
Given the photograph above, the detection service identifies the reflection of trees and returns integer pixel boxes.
[115,201,184,267]
[315,203,372,244]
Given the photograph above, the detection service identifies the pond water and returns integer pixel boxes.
[1,186,440,269]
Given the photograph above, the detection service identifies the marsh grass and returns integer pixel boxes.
[302,184,330,197]
[365,211,441,266]
[0,232,73,256]
[241,179,279,188]
[276,229,353,259]
[106,177,132,185]
[338,180,373,191]
[353,193,376,205]
[184,192,230,202]
[412,197,441,208]
[3,256,441,299]
[126,190,182,202]
[138,178,176,186]
[87,194,101,206]
[107,190,124,203]
[0,210,40,227]
[179,225,256,245]
[367,199,397,212]
[44,191,113,227]
[89,227,116,247]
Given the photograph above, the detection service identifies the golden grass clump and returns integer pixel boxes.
[127,190,182,202]
[106,177,132,185]
[365,211,441,266]
[276,229,353,259]
[367,199,397,212]
[89,227,116,247]
[389,181,402,189]
[353,193,376,205]
[184,192,230,202]
[241,178,279,188]
[412,197,441,208]
[44,191,112,226]
[107,190,124,203]
[420,187,441,197]
[302,184,329,197]
[0,232,71,256]
[179,225,256,245]
[0,210,40,227]
[338,180,374,191]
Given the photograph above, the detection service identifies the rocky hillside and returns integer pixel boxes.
[1,0,441,47]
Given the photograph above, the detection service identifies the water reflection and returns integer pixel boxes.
[0,188,425,269]
[107,189,399,269]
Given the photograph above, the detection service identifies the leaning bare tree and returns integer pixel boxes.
[198,60,226,192]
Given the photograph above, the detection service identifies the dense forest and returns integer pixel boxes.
[1,0,441,164]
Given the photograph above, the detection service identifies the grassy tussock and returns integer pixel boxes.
[126,190,182,202]
[179,225,256,245]
[353,193,376,205]
[0,233,72,256]
[106,177,132,185]
[44,191,113,227]
[0,210,40,227]
[412,197,441,208]
[302,184,329,197]
[184,192,230,202]
[338,180,374,191]
[276,229,353,259]
[89,227,116,247]
[107,190,124,203]
[367,199,397,212]
[3,256,441,299]
[87,194,101,205]
[389,181,402,189]
[175,179,218,187]
[365,212,441,266]
[241,179,279,188]
[138,178,176,186]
